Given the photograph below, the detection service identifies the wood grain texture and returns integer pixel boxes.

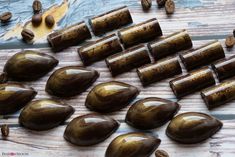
[0,0,235,156]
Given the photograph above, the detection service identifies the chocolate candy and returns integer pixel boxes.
[137,56,182,86]
[89,6,132,36]
[169,67,215,98]
[148,30,192,60]
[106,44,151,76]
[118,18,162,48]
[212,55,235,81]
[47,22,91,52]
[201,79,235,110]
[179,41,225,71]
[78,34,122,65]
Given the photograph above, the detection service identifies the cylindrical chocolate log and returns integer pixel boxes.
[179,41,225,71]
[169,67,215,98]
[212,55,235,81]
[106,44,151,76]
[78,34,123,65]
[201,79,235,109]
[148,30,192,60]
[137,56,182,86]
[47,22,91,52]
[89,6,133,36]
[118,18,162,48]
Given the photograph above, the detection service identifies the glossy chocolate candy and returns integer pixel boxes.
[78,34,123,65]
[0,83,37,115]
[212,55,235,81]
[137,56,182,86]
[19,99,74,131]
[169,67,215,98]
[106,44,151,76]
[85,81,139,113]
[64,113,119,146]
[4,50,58,81]
[148,30,192,60]
[125,97,180,130]
[47,22,91,52]
[46,66,99,97]
[118,18,162,48]
[105,132,161,157]
[201,79,235,109]
[166,112,223,144]
[89,6,132,36]
[179,41,225,71]
[0,72,8,83]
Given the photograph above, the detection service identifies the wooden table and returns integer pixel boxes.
[0,0,235,156]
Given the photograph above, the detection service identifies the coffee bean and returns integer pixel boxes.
[155,150,169,157]
[157,0,167,7]
[21,29,34,41]
[45,15,55,27]
[32,14,42,26]
[225,35,235,48]
[33,0,42,13]
[165,0,175,14]
[141,0,152,10]
[1,124,9,137]
[0,12,12,23]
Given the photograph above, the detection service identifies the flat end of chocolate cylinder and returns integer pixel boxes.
[136,68,148,87]
[105,58,116,77]
[169,80,181,99]
[200,91,212,110]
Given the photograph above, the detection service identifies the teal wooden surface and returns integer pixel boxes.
[0,0,235,156]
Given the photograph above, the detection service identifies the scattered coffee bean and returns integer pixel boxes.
[225,35,235,48]
[32,14,42,26]
[165,0,175,14]
[1,124,9,137]
[0,12,12,23]
[21,29,34,41]
[157,0,167,7]
[141,0,152,10]
[155,150,169,157]
[32,0,42,13]
[45,15,55,27]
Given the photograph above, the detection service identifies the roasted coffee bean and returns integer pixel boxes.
[1,124,9,137]
[212,55,235,81]
[19,99,74,131]
[105,132,161,157]
[46,66,99,97]
[32,14,42,26]
[21,29,34,41]
[47,22,91,52]
[45,15,55,27]
[89,6,133,36]
[137,56,182,86]
[118,18,162,48]
[166,112,223,144]
[106,44,151,76]
[64,114,119,146]
[155,150,169,157]
[141,0,152,10]
[0,83,37,115]
[201,79,235,110]
[148,30,192,60]
[4,50,58,81]
[78,34,123,65]
[179,41,225,71]
[0,12,12,23]
[169,67,215,98]
[165,0,175,14]
[125,97,180,130]
[0,72,8,83]
[32,0,42,13]
[225,35,235,48]
[157,0,167,7]
[85,81,139,113]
